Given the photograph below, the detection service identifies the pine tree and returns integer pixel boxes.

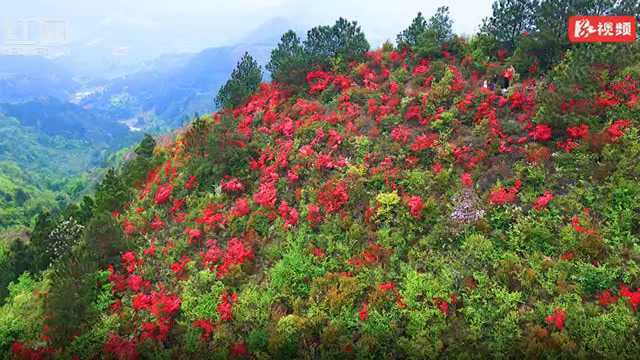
[267,30,309,87]
[94,169,131,213]
[29,211,56,271]
[134,133,156,158]
[481,0,539,50]
[83,211,126,265]
[304,18,370,67]
[215,52,262,109]
[399,7,453,56]
[396,12,427,49]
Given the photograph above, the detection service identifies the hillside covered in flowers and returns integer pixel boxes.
[3,3,640,359]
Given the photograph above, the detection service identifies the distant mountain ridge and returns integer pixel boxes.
[0,56,78,103]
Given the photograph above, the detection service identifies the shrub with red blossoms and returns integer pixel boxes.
[232,197,251,217]
[530,124,552,142]
[230,341,248,358]
[598,289,618,307]
[311,246,325,258]
[358,302,369,321]
[193,319,215,341]
[390,125,411,144]
[317,180,349,214]
[154,183,173,205]
[404,105,422,121]
[570,209,597,235]
[433,297,450,316]
[221,177,244,193]
[406,195,424,219]
[217,292,238,321]
[170,255,191,279]
[333,75,352,91]
[148,291,181,319]
[184,175,198,190]
[306,203,323,226]
[184,227,202,245]
[150,215,164,231]
[546,308,566,330]
[532,191,554,210]
[278,200,299,229]
[567,124,589,139]
[607,119,632,139]
[195,204,226,229]
[216,238,254,278]
[127,274,144,292]
[410,133,438,152]
[121,251,141,273]
[122,219,136,235]
[306,70,332,94]
[461,173,473,187]
[557,139,579,153]
[620,285,640,311]
[103,334,139,360]
[253,180,277,208]
[488,180,521,206]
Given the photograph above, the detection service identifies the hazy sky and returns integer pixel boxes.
[2,0,494,59]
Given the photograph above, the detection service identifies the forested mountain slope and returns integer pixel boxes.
[3,4,640,359]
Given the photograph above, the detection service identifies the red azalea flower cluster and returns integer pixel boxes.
[560,251,575,261]
[217,291,238,321]
[121,251,142,273]
[129,290,181,342]
[570,209,597,235]
[348,243,391,268]
[546,308,566,330]
[103,334,139,360]
[358,302,369,321]
[306,203,323,226]
[410,133,438,152]
[567,124,589,139]
[607,119,632,139]
[278,200,299,229]
[154,183,173,205]
[532,191,554,210]
[311,246,325,258]
[378,282,407,308]
[195,204,227,230]
[11,342,53,360]
[433,294,457,316]
[391,125,411,144]
[230,341,248,358]
[404,104,422,121]
[170,255,191,279]
[306,70,333,94]
[192,319,215,341]
[406,195,424,219]
[488,180,522,205]
[598,289,618,307]
[232,197,251,217]
[620,285,640,311]
[221,177,245,193]
[184,174,198,190]
[253,178,277,209]
[150,215,165,231]
[461,172,473,187]
[317,180,349,213]
[216,238,254,278]
[530,124,552,142]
